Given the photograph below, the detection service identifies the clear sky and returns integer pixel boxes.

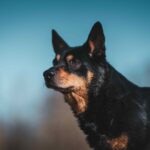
[0,0,150,124]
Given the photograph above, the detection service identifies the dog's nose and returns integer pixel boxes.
[43,68,55,80]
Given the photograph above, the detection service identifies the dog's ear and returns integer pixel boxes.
[52,30,69,54]
[86,21,105,58]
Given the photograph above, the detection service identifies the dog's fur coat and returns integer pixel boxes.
[43,22,150,150]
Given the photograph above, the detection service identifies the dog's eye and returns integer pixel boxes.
[68,59,81,69]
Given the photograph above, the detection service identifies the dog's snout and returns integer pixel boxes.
[43,68,55,80]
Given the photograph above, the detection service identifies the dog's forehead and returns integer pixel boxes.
[54,48,70,61]
[55,47,82,61]
[55,53,74,62]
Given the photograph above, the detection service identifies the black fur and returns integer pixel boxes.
[43,21,150,150]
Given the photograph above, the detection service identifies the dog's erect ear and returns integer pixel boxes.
[52,30,69,53]
[86,21,105,58]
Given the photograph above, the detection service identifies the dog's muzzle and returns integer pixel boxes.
[43,67,74,93]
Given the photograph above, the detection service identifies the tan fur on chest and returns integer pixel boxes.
[64,88,88,114]
[107,134,128,150]
[63,70,93,114]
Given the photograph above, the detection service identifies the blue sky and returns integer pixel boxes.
[0,0,150,124]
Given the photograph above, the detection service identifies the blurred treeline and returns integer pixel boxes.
[0,93,90,150]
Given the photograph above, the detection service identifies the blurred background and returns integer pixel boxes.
[0,0,150,149]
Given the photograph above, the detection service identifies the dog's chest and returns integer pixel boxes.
[78,115,115,135]
[78,116,128,150]
[84,121,98,133]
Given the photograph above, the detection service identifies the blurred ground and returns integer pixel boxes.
[0,93,90,150]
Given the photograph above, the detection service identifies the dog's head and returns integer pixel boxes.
[43,22,106,96]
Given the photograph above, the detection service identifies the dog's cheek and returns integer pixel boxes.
[54,70,70,88]
[66,74,86,89]
[55,68,88,89]
[53,68,78,88]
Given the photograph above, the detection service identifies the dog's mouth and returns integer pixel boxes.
[45,82,74,94]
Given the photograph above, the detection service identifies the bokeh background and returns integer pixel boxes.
[0,0,150,149]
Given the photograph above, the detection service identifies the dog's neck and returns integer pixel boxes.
[63,64,137,149]
[64,63,137,116]
[92,63,136,98]
[63,63,139,132]
[106,64,138,100]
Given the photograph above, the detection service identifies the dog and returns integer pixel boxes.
[43,21,150,150]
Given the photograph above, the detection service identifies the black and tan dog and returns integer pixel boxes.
[43,22,150,150]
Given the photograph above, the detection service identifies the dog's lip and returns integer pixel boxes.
[45,83,74,93]
[54,86,74,93]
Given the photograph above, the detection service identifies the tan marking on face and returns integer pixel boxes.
[87,70,94,84]
[66,54,74,62]
[55,68,94,114]
[55,68,86,89]
[107,134,128,150]
[56,54,61,61]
